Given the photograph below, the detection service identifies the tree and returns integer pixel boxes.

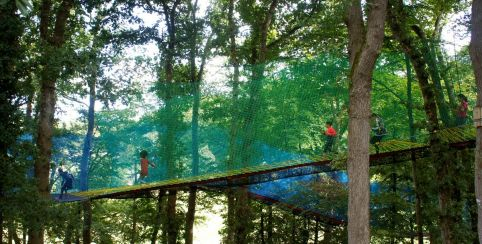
[344,0,387,243]
[31,0,75,242]
[470,0,482,240]
[0,1,25,243]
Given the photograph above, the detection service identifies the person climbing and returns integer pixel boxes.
[455,94,468,126]
[58,168,74,199]
[370,113,387,154]
[139,150,156,183]
[323,121,337,153]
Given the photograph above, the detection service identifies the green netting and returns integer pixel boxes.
[51,53,474,197]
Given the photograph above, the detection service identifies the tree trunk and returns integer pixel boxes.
[388,2,462,243]
[130,200,137,244]
[184,187,196,244]
[259,207,265,244]
[290,214,296,244]
[314,219,319,244]
[226,0,240,241]
[82,201,92,244]
[345,0,387,243]
[470,0,482,241]
[31,1,74,242]
[267,205,273,244]
[412,26,451,125]
[65,215,73,244]
[227,189,235,244]
[234,187,251,244]
[166,190,178,244]
[159,3,181,243]
[151,190,165,244]
[80,73,96,191]
[406,54,423,243]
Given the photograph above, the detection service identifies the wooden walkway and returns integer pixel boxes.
[64,126,475,202]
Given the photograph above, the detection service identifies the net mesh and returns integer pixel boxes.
[47,54,473,201]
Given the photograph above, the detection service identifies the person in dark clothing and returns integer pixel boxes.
[58,168,73,199]
[323,121,337,153]
[370,114,387,154]
[455,94,468,126]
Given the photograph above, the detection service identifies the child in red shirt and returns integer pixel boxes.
[139,150,156,183]
[323,121,337,153]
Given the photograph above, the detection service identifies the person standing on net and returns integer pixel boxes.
[370,113,387,154]
[58,168,74,199]
[139,150,156,183]
[323,121,337,153]
[455,94,468,126]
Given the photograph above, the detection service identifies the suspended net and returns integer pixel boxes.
[48,53,473,200]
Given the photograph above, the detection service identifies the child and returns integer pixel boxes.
[139,150,156,183]
[58,168,74,199]
[323,121,337,153]
[456,94,468,126]
[370,113,387,154]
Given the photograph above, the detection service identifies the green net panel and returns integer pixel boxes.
[50,53,474,199]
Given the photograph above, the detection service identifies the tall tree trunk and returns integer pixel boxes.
[151,190,165,244]
[406,54,423,243]
[470,0,482,240]
[184,187,196,244]
[314,219,319,244]
[412,26,451,125]
[233,2,278,243]
[345,0,387,243]
[166,190,178,244]
[80,74,96,191]
[387,2,461,243]
[267,205,273,244]
[65,215,73,244]
[185,2,199,243]
[130,200,137,244]
[31,1,74,243]
[159,2,181,243]
[82,201,92,244]
[226,190,235,244]
[226,0,241,242]
[259,207,265,244]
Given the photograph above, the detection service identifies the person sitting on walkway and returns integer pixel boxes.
[323,121,337,153]
[58,168,74,199]
[455,94,468,126]
[370,113,387,154]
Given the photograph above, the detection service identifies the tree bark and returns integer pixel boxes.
[388,1,467,242]
[31,1,74,243]
[470,0,482,241]
[166,190,178,244]
[159,2,181,243]
[226,0,240,241]
[151,190,165,244]
[406,54,424,244]
[130,200,137,244]
[184,187,196,244]
[82,201,92,244]
[411,26,451,125]
[267,205,273,244]
[345,0,387,243]
[80,69,97,191]
[259,207,265,244]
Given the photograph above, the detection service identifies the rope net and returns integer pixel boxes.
[48,54,474,201]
